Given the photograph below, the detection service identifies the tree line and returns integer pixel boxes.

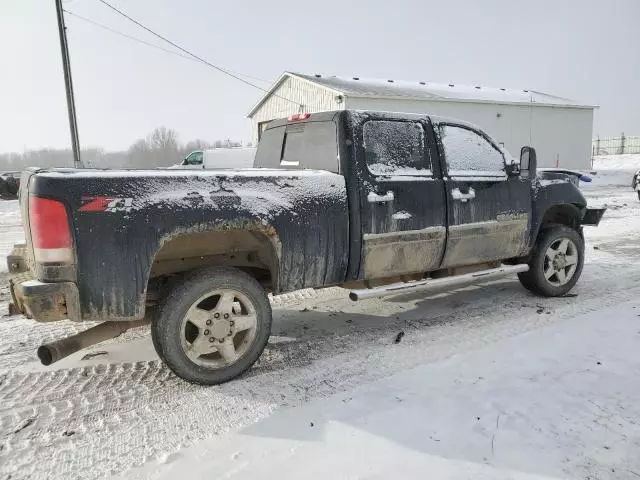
[0,127,251,171]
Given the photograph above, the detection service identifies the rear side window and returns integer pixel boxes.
[363,120,429,176]
[254,121,339,172]
[439,125,505,176]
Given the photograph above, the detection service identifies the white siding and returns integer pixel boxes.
[250,76,341,144]
[345,97,594,169]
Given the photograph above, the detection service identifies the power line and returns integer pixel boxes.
[94,0,299,106]
[63,9,271,84]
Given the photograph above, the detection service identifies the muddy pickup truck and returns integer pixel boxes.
[7,110,605,384]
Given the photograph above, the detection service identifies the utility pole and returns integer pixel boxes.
[55,0,82,168]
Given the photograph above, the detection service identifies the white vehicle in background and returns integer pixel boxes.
[169,147,256,170]
[633,170,640,201]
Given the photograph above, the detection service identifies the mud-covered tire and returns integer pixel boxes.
[152,267,272,385]
[518,225,584,297]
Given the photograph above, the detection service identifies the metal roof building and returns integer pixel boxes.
[248,72,597,169]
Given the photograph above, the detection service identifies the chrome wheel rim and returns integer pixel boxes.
[543,238,579,287]
[180,289,258,368]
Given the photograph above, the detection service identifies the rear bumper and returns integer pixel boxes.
[9,278,81,322]
[8,243,81,322]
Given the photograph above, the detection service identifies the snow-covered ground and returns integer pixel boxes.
[1,156,639,480]
[0,200,23,273]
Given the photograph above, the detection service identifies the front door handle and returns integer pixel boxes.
[452,187,475,202]
[367,191,395,203]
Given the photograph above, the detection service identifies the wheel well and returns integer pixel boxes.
[540,204,582,231]
[147,229,280,295]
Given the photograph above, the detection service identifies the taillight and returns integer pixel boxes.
[288,113,311,121]
[29,197,73,264]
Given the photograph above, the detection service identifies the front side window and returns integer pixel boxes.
[363,120,429,176]
[185,151,204,165]
[439,125,505,176]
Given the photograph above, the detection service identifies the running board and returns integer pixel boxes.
[349,264,529,301]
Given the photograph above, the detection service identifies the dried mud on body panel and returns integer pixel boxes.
[442,218,529,268]
[363,226,446,278]
[30,170,350,321]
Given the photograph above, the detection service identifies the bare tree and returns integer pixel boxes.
[148,127,179,152]
[182,139,212,156]
[127,138,151,168]
[141,127,180,167]
[0,128,251,171]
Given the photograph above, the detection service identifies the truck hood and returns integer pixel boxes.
[534,171,587,209]
[538,168,592,185]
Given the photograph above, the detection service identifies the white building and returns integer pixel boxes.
[248,72,597,169]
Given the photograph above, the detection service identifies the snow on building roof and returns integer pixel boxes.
[248,72,597,117]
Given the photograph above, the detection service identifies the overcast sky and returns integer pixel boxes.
[1,0,638,152]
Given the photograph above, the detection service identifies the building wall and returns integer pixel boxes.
[345,97,594,169]
[249,76,341,144]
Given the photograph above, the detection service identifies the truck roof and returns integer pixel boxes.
[264,109,482,132]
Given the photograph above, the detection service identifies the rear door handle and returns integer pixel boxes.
[452,187,475,202]
[367,191,395,203]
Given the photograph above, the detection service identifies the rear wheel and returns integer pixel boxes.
[518,225,584,297]
[152,267,272,385]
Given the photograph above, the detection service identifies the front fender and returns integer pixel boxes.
[530,180,587,246]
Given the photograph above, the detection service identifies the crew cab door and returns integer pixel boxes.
[435,123,531,268]
[356,117,447,279]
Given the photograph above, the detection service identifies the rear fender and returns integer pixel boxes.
[149,222,282,288]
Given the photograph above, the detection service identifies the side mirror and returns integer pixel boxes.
[520,146,537,178]
[182,159,189,165]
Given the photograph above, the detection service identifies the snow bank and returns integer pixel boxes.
[586,154,640,188]
[0,200,23,272]
[592,154,640,171]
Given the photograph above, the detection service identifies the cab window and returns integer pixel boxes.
[363,120,430,176]
[184,151,204,165]
[439,125,505,177]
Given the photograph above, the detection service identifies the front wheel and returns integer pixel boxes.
[518,225,584,297]
[152,267,272,385]
[637,190,640,201]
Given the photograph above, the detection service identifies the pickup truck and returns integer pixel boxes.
[7,110,605,385]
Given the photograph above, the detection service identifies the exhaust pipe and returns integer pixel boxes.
[349,264,529,301]
[37,318,150,366]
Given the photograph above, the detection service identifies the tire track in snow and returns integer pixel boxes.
[1,262,639,480]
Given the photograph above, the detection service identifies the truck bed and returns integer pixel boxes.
[20,168,349,321]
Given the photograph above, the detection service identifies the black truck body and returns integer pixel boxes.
[7,110,605,384]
